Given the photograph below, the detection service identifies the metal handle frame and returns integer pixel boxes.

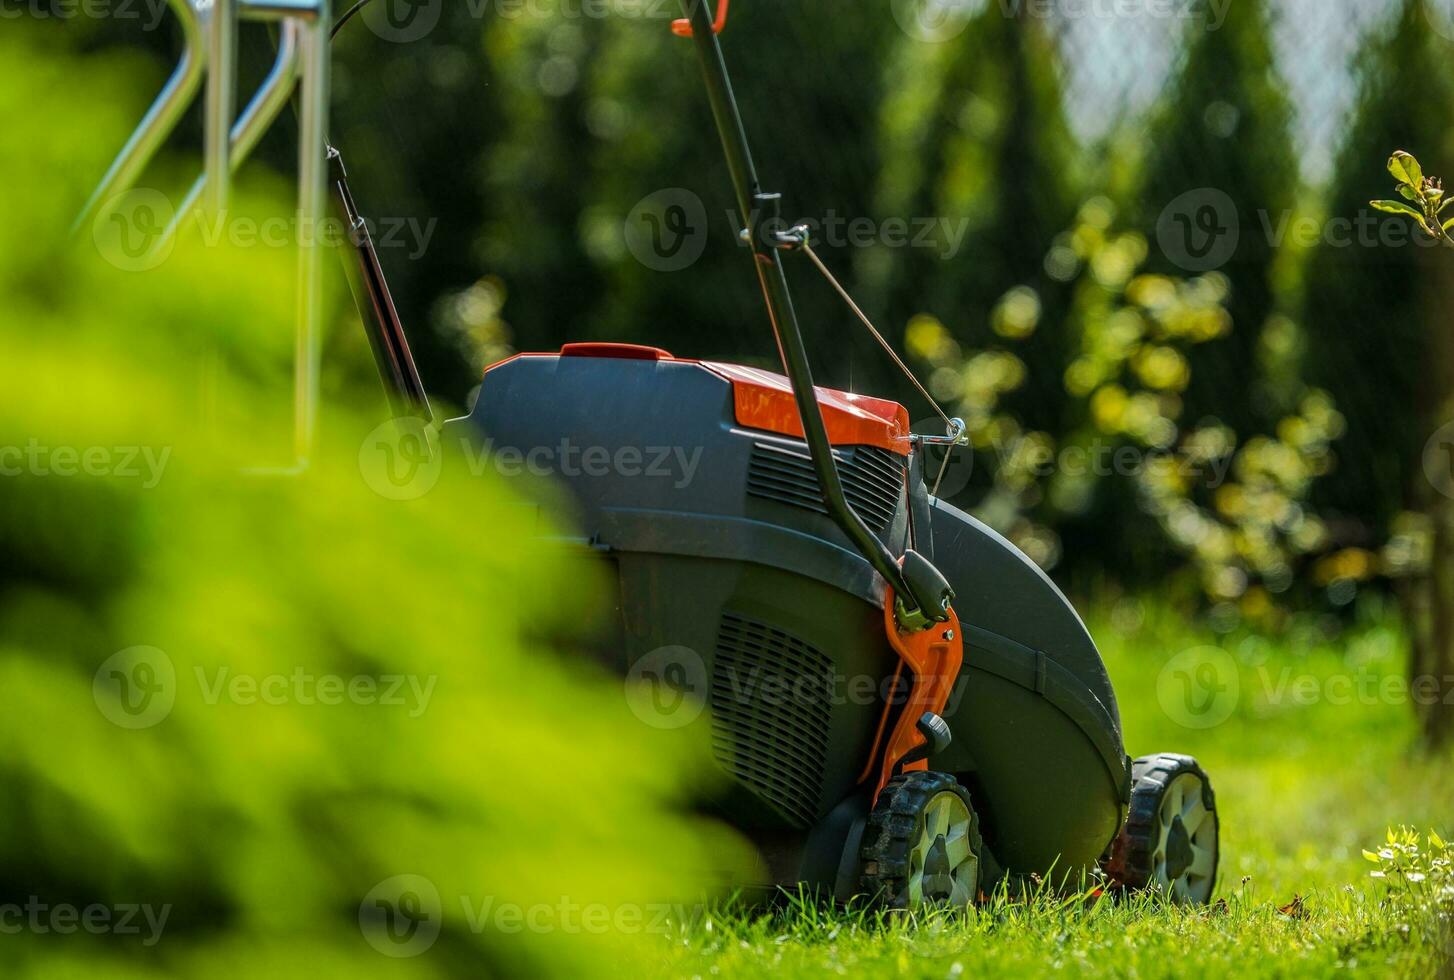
[77,0,331,473]
[674,0,919,611]
[72,0,206,234]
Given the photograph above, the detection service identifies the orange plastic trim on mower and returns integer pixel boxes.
[671,0,729,36]
[482,346,912,456]
[868,590,964,800]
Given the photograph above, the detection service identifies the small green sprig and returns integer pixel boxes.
[1363,826,1454,927]
[1371,150,1454,242]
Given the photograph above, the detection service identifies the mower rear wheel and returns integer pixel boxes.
[860,771,982,909]
[1107,753,1219,905]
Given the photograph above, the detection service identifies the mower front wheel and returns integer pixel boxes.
[860,771,983,909]
[1106,753,1219,904]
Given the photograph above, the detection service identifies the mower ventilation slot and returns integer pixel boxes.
[709,613,833,828]
[746,441,903,533]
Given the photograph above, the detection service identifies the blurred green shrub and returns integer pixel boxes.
[0,34,751,979]
[910,197,1346,625]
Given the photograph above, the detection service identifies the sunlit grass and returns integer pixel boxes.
[645,604,1454,978]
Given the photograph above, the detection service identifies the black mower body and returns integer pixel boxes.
[446,345,1129,892]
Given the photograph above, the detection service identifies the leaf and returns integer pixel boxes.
[1389,150,1424,187]
[1365,849,1384,863]
[1431,830,1446,850]
[1278,895,1308,920]
[1441,217,1454,234]
[1372,200,1423,219]
[1400,184,1420,201]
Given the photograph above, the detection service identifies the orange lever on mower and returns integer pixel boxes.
[871,591,964,799]
[672,0,729,36]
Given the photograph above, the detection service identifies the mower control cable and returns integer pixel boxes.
[330,0,372,38]
[771,223,969,498]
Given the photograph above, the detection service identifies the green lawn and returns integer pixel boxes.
[650,604,1454,978]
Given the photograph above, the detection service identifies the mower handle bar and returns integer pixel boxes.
[675,0,948,622]
[77,0,332,473]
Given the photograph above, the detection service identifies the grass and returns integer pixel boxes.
[645,600,1454,978]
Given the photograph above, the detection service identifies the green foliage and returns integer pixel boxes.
[911,198,1345,615]
[653,608,1454,978]
[1135,0,1299,434]
[1304,0,1454,544]
[468,1,900,382]
[869,6,1077,434]
[1363,827,1453,895]
[1370,150,1454,241]
[1363,827,1454,959]
[325,7,508,399]
[2,36,751,977]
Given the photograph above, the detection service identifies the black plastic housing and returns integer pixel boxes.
[444,349,1129,890]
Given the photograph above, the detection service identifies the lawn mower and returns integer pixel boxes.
[81,0,1220,907]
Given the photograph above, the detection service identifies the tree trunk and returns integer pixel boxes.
[1421,492,1454,748]
[1409,245,1454,750]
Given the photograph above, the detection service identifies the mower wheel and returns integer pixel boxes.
[860,771,982,909]
[1106,753,1219,905]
